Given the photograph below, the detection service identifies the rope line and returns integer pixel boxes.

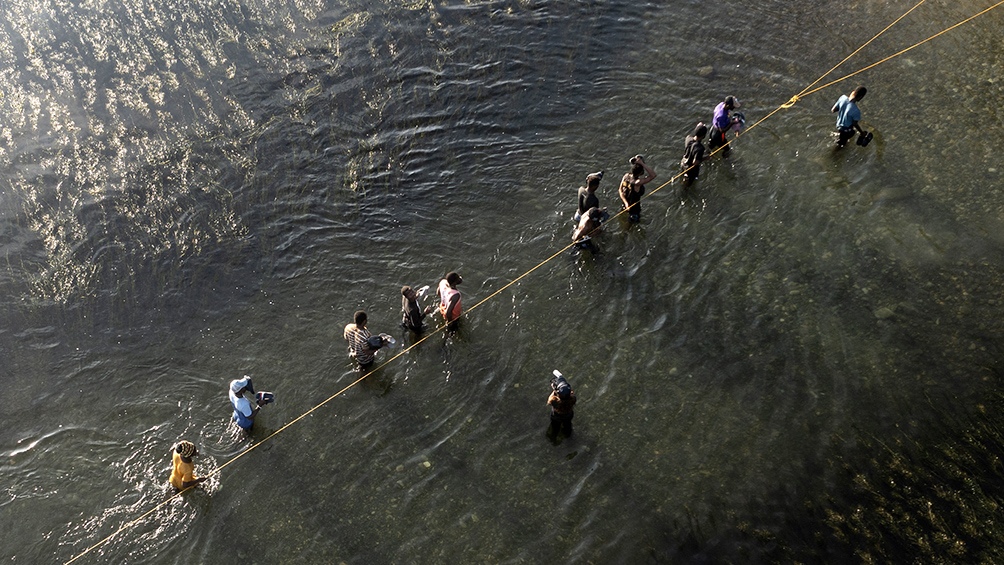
[796,0,928,98]
[640,0,1002,200]
[801,0,1004,99]
[63,327,448,564]
[61,2,1004,562]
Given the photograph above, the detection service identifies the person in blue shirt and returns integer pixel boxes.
[229,375,273,430]
[831,86,867,148]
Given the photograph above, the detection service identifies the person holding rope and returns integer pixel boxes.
[229,375,274,430]
[680,122,709,184]
[574,171,606,223]
[168,440,207,490]
[831,86,868,148]
[572,207,606,250]
[401,285,434,332]
[438,272,463,330]
[709,95,742,157]
[344,311,392,369]
[618,155,656,223]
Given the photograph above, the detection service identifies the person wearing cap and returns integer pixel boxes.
[401,285,434,332]
[680,122,709,183]
[709,95,741,156]
[344,310,378,368]
[574,171,605,223]
[572,207,606,249]
[547,376,577,439]
[229,375,273,430]
[618,154,656,223]
[169,440,207,490]
[438,272,463,328]
[831,86,867,148]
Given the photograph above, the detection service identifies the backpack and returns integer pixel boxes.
[681,137,703,169]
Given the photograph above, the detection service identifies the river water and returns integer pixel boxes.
[2,0,1004,563]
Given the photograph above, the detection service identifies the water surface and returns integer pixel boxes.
[2,0,1004,563]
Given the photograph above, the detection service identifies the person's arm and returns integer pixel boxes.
[619,180,631,208]
[831,100,840,113]
[411,297,434,318]
[445,294,461,322]
[638,161,656,185]
[346,327,358,355]
[182,476,208,488]
[180,464,208,489]
[572,217,588,242]
[852,119,864,134]
[356,328,376,354]
[239,398,260,423]
[404,299,422,324]
[547,392,559,407]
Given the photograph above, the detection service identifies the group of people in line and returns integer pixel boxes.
[572,88,869,248]
[169,87,871,489]
[168,272,476,489]
[569,95,745,248]
[169,377,275,489]
[343,271,464,369]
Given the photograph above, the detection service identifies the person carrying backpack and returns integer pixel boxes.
[680,122,709,183]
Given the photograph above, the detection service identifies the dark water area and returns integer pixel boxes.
[2,0,1004,563]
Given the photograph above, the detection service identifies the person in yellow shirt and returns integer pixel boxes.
[169,440,207,490]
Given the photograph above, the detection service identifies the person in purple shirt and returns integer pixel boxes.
[709,95,741,157]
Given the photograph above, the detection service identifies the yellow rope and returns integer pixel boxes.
[647,0,931,195]
[800,0,1004,99]
[65,329,448,564]
[62,1,1004,562]
[796,0,928,98]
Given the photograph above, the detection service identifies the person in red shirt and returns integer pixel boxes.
[438,272,463,329]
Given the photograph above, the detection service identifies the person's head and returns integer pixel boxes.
[401,285,415,300]
[724,96,740,110]
[445,272,462,286]
[354,310,368,326]
[231,375,253,396]
[175,440,197,459]
[851,86,867,101]
[586,171,603,190]
[586,207,604,225]
[629,155,645,178]
[693,122,708,139]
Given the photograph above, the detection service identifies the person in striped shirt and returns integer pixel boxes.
[344,310,386,369]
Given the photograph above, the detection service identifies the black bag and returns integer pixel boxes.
[856,131,873,147]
